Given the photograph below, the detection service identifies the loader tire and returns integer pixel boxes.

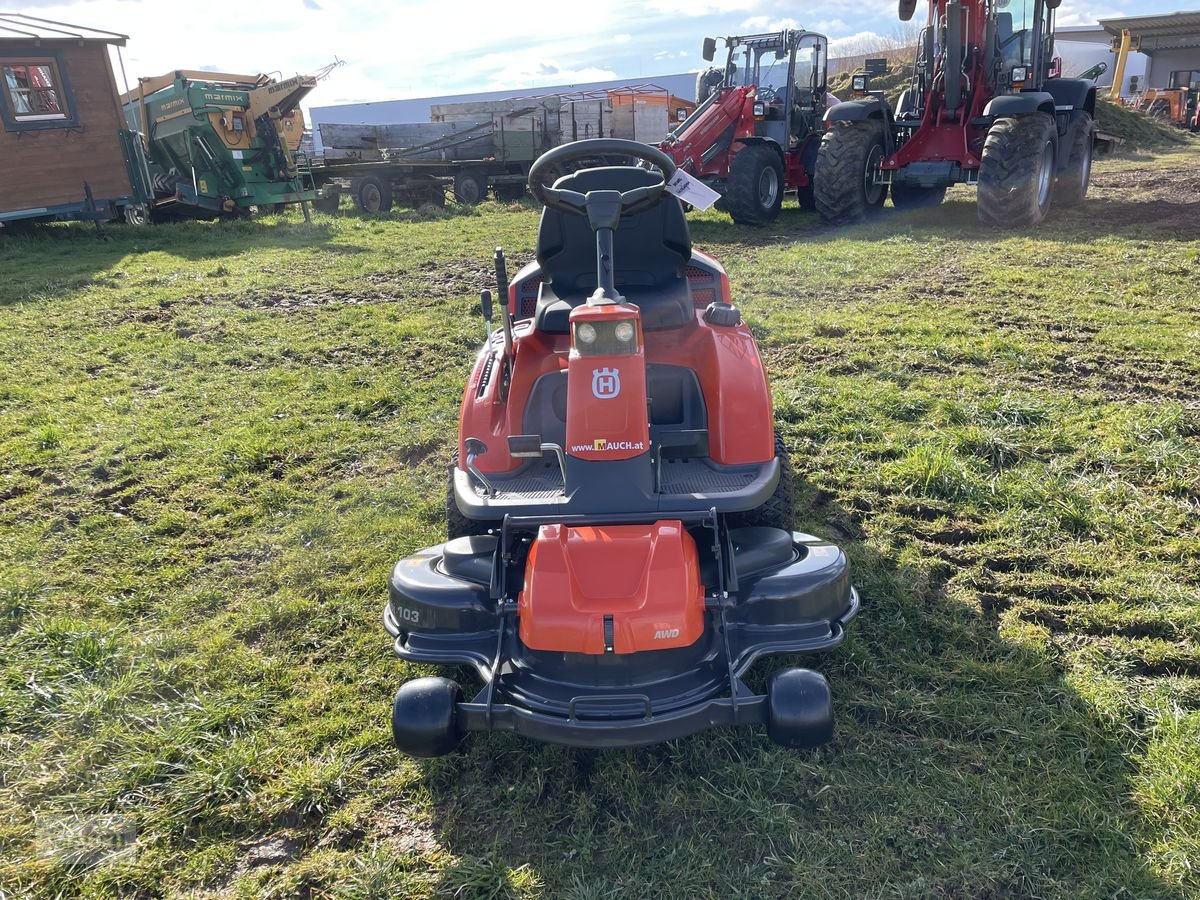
[354,175,393,213]
[1054,112,1093,208]
[724,144,784,226]
[814,121,888,225]
[446,451,493,539]
[726,432,795,532]
[977,114,1056,227]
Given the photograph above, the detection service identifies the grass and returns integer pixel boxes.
[1,150,1198,897]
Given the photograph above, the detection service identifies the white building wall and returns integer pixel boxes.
[1147,48,1200,89]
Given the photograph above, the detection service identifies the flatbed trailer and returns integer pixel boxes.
[305,154,533,212]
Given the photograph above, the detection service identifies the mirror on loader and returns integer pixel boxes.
[702,37,717,62]
[898,0,918,21]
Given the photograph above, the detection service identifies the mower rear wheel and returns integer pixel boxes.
[726,431,794,532]
[977,114,1056,228]
[890,183,946,210]
[392,677,464,757]
[354,175,393,214]
[814,121,888,225]
[453,171,488,205]
[446,452,493,539]
[1054,111,1094,208]
[725,144,784,226]
[766,668,834,749]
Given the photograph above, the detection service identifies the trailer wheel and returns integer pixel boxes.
[890,183,946,210]
[977,114,1057,227]
[354,175,392,213]
[814,121,888,225]
[724,144,784,226]
[453,171,488,205]
[494,182,527,202]
[1054,112,1093,208]
[123,204,150,226]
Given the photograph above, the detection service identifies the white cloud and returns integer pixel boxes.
[740,15,799,31]
[8,0,1186,112]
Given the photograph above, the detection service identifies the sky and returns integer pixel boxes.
[1,0,1188,107]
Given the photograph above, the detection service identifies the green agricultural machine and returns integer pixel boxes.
[121,70,320,220]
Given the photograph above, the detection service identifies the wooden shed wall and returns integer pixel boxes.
[0,41,132,213]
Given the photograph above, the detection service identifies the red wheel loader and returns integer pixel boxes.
[659,28,830,225]
[816,0,1097,227]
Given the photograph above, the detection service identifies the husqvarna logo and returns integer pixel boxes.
[592,367,620,399]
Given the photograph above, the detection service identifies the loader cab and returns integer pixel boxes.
[994,0,1059,92]
[715,30,828,148]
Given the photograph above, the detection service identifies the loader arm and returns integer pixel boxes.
[659,86,756,180]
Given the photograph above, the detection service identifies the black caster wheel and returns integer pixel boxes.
[392,676,464,757]
[766,667,834,749]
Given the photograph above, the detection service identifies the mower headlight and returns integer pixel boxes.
[571,318,639,356]
[1011,66,1028,83]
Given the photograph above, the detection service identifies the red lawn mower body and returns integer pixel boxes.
[384,140,857,755]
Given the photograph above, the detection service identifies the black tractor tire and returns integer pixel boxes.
[724,144,785,226]
[977,114,1057,228]
[727,432,795,532]
[766,668,834,748]
[814,121,889,225]
[1054,112,1094,208]
[453,171,488,205]
[446,452,493,539]
[354,175,393,213]
[312,187,341,215]
[392,677,464,758]
[696,67,723,103]
[494,182,527,202]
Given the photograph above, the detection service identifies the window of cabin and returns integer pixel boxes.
[3,60,66,122]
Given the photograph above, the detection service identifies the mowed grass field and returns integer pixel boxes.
[1,149,1198,898]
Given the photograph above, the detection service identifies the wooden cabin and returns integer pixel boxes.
[0,14,136,226]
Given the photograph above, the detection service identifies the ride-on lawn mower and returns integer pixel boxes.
[383,139,858,756]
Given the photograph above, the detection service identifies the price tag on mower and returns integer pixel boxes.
[665,170,722,210]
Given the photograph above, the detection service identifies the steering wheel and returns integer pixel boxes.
[757,86,778,103]
[526,138,678,221]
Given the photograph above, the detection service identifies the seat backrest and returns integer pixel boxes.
[536,167,692,298]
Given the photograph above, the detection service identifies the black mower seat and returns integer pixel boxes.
[535,166,694,333]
